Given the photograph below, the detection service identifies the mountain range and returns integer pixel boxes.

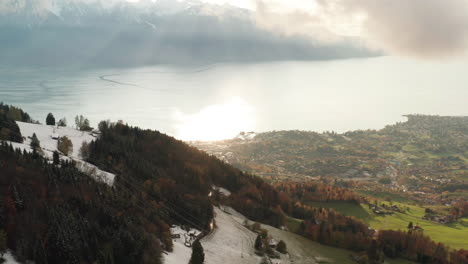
[0,0,373,67]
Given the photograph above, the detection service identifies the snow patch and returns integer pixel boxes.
[9,122,115,186]
[16,121,94,159]
[201,207,260,264]
[74,160,115,185]
[164,226,202,264]
[2,250,22,264]
[236,132,256,141]
[212,185,231,196]
[201,207,293,264]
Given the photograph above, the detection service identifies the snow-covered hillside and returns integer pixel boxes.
[199,206,351,264]
[201,207,261,264]
[164,226,202,264]
[8,122,115,185]
[17,121,94,159]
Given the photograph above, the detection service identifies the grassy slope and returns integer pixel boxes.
[306,201,468,250]
[264,223,355,264]
[282,217,414,264]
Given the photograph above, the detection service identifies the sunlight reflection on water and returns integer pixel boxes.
[0,57,467,141]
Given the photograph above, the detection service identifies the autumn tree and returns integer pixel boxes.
[58,136,73,156]
[277,240,287,254]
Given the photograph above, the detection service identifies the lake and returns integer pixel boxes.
[1,56,467,141]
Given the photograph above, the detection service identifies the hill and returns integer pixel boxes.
[1,106,466,263]
[0,106,289,263]
[193,115,468,204]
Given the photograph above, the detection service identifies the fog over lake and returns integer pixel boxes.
[1,56,467,141]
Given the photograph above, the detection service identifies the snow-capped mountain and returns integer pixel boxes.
[0,0,372,67]
[0,0,247,27]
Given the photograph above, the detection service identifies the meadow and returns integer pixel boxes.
[306,201,468,250]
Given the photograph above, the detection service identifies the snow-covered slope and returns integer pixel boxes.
[201,207,261,264]
[200,206,354,264]
[212,185,231,196]
[164,226,202,264]
[8,122,115,185]
[17,121,94,159]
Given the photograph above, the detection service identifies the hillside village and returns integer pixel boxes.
[193,115,467,206]
[1,103,467,264]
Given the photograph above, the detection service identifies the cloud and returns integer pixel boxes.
[254,0,468,58]
[254,1,341,44]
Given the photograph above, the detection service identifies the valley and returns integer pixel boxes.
[1,0,467,263]
[193,115,468,252]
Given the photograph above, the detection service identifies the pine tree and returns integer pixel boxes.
[53,151,60,165]
[367,240,384,264]
[190,239,205,264]
[255,234,263,251]
[0,229,6,257]
[30,133,40,150]
[57,118,67,127]
[46,113,55,126]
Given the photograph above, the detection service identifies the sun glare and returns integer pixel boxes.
[175,97,255,141]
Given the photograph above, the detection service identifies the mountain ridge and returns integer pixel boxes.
[0,0,374,67]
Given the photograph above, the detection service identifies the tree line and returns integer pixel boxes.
[1,105,466,264]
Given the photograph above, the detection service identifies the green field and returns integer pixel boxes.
[267,221,415,264]
[306,201,468,250]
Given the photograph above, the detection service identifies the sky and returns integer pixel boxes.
[121,0,468,59]
[0,0,467,140]
[2,0,468,60]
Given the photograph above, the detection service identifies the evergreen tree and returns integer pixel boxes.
[367,240,384,264]
[190,239,204,264]
[0,229,6,257]
[57,118,67,127]
[53,151,60,165]
[79,142,90,160]
[255,235,263,251]
[30,133,40,150]
[407,222,413,230]
[46,113,55,126]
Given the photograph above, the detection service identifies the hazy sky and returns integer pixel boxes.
[121,0,468,59]
[3,0,468,61]
[1,0,467,140]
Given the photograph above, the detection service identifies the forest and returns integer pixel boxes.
[0,103,31,143]
[0,105,467,263]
